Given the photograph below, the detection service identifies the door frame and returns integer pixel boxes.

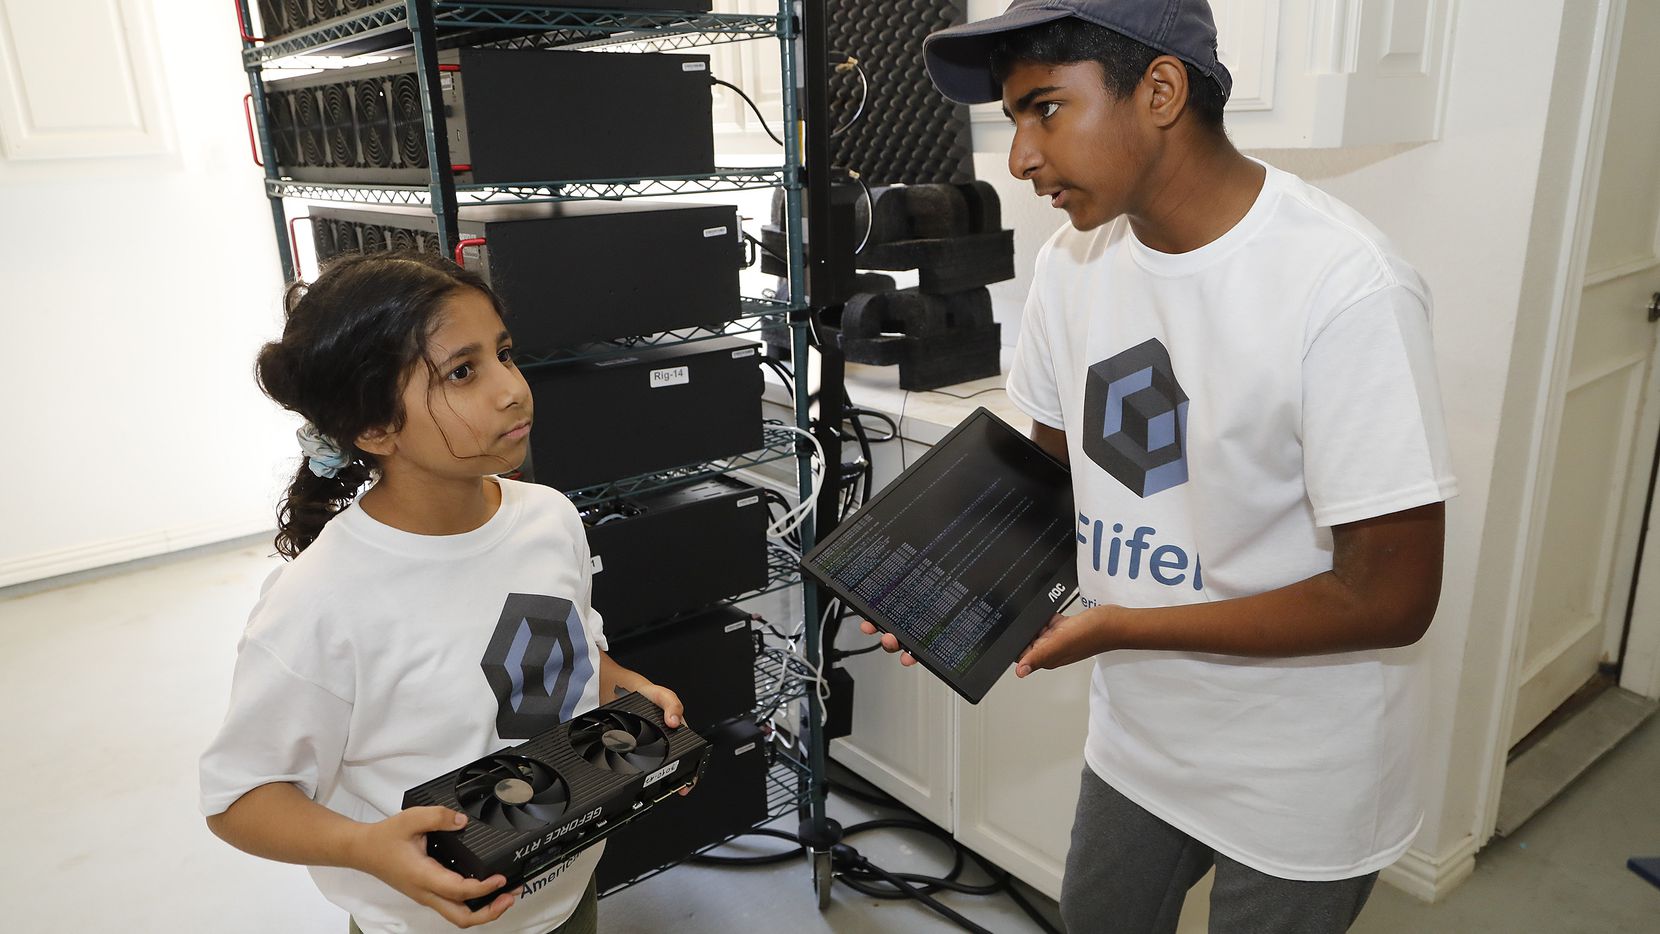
[1473,0,1660,842]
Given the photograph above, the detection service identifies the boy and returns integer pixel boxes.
[861,2,1458,931]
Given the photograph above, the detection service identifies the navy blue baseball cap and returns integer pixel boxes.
[924,0,1233,106]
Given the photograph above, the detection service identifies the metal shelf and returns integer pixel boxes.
[244,3,784,66]
[564,423,802,510]
[463,7,783,53]
[748,542,803,601]
[596,747,810,898]
[239,1,830,903]
[514,298,793,369]
[265,167,793,206]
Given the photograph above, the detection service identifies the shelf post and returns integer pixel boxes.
[237,0,295,282]
[407,0,459,255]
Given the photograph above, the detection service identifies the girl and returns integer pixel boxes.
[200,252,686,933]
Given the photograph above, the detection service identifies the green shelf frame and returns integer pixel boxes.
[265,167,791,206]
[244,3,784,66]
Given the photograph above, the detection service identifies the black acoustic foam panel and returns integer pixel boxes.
[827,0,973,186]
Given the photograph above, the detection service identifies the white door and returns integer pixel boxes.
[1512,0,1660,746]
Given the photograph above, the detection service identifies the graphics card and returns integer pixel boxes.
[402,691,708,907]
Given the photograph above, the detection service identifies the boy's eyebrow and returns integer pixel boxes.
[1001,84,1063,120]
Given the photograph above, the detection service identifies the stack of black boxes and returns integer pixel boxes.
[836,181,1013,391]
[269,10,772,891]
[761,180,1014,391]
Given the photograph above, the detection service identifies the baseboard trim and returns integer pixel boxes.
[1380,834,1479,903]
[0,518,272,590]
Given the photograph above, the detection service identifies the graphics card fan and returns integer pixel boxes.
[569,710,670,775]
[454,755,570,832]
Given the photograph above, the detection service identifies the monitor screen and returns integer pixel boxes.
[802,408,1077,703]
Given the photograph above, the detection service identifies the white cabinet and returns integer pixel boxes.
[800,377,1093,899]
[952,656,1093,901]
[969,0,1456,150]
[827,434,959,827]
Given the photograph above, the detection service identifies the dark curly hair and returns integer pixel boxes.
[989,17,1227,132]
[255,251,505,558]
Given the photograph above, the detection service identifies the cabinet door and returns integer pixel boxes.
[953,654,1093,901]
[829,433,957,828]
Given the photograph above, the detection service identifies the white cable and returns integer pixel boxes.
[765,425,825,540]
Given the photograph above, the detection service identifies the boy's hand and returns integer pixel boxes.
[631,682,696,796]
[857,620,917,666]
[1016,608,1113,677]
[350,806,516,929]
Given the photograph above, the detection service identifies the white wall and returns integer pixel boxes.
[965,0,1584,897]
[0,1,292,586]
[1254,0,1575,885]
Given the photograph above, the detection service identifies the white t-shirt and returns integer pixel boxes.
[1006,163,1458,881]
[200,478,610,933]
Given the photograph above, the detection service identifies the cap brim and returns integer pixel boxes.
[923,7,1074,105]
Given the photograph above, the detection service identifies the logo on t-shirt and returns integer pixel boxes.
[481,593,596,739]
[1081,338,1190,497]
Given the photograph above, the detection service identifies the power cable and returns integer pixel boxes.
[711,75,785,146]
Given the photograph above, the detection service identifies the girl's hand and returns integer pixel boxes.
[350,806,517,929]
[631,682,696,796]
[632,682,686,729]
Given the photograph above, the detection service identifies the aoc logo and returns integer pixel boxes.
[481,594,595,739]
[1082,339,1190,498]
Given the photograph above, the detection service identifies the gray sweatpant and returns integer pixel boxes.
[1060,768,1377,934]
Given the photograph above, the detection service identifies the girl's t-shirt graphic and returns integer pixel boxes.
[482,593,601,739]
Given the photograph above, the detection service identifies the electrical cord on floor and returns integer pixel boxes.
[691,763,1063,934]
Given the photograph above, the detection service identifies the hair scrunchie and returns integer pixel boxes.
[297,423,350,479]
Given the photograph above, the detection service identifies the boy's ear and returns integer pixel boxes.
[356,424,397,458]
[1144,56,1190,129]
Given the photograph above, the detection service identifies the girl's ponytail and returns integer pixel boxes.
[270,457,375,558]
[254,251,503,558]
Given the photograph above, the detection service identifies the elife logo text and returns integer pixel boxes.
[1077,514,1204,591]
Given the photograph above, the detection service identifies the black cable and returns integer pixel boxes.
[847,170,874,254]
[845,407,897,443]
[837,820,1060,932]
[923,385,1005,401]
[830,59,869,138]
[688,747,1065,932]
[1004,880,1063,934]
[747,613,792,642]
[761,356,796,404]
[835,846,996,934]
[844,404,875,508]
[899,391,911,470]
[744,231,787,267]
[711,75,785,146]
[690,828,804,866]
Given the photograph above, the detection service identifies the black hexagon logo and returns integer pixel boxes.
[480,593,596,739]
[1081,338,1191,497]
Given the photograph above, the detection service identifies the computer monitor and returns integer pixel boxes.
[801,408,1078,703]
